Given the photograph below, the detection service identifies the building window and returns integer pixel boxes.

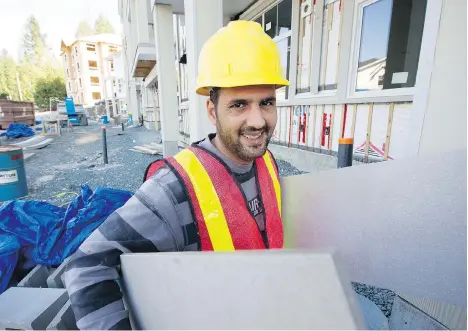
[64,54,67,61]
[87,43,96,51]
[318,0,341,92]
[77,63,80,71]
[90,76,100,85]
[351,0,427,94]
[81,93,84,102]
[175,14,189,102]
[296,0,315,94]
[110,61,114,71]
[92,92,101,100]
[88,60,98,69]
[253,0,292,100]
[109,45,118,53]
[68,82,71,90]
[75,46,78,55]
[79,78,82,87]
[66,69,69,77]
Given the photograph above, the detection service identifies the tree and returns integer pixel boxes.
[0,49,19,100]
[22,15,47,64]
[94,13,115,34]
[33,76,67,109]
[75,20,94,38]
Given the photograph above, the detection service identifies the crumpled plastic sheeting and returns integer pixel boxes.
[0,235,20,294]
[0,185,132,294]
[0,123,35,139]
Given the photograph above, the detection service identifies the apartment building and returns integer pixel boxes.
[118,0,466,162]
[60,34,123,110]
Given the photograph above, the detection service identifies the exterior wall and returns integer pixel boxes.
[417,0,467,155]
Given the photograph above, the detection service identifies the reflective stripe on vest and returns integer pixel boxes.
[166,146,283,251]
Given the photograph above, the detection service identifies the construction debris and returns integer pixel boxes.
[130,142,163,155]
[5,135,54,151]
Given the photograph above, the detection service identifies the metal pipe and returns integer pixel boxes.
[101,126,108,164]
[337,138,353,168]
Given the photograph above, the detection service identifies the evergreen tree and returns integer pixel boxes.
[22,15,47,64]
[75,20,94,38]
[94,13,115,34]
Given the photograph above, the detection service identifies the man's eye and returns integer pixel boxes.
[231,103,246,108]
[260,101,274,107]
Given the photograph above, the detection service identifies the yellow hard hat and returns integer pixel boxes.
[196,20,290,96]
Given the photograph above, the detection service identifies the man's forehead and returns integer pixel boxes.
[220,85,276,100]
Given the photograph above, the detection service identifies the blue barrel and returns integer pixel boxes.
[0,146,28,201]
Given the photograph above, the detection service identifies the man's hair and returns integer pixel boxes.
[209,87,221,108]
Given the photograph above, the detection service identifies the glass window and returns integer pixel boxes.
[92,92,101,100]
[86,43,96,52]
[264,6,277,38]
[276,36,291,100]
[90,76,100,84]
[176,15,188,102]
[318,0,341,92]
[354,0,427,92]
[88,60,98,69]
[277,0,292,36]
[296,0,316,93]
[254,15,263,28]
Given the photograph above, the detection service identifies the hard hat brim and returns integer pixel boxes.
[196,77,291,97]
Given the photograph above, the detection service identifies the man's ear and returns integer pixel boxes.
[206,99,217,126]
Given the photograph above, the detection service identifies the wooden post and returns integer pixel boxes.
[364,103,374,163]
[304,105,311,146]
[351,104,358,138]
[319,105,325,152]
[328,104,335,153]
[384,103,395,161]
[311,105,317,150]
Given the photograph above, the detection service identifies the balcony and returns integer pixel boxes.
[132,43,156,78]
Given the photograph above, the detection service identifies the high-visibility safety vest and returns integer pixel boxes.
[144,146,283,251]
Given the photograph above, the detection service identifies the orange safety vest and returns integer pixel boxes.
[144,146,283,250]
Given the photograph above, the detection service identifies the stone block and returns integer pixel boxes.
[18,265,53,288]
[0,287,68,330]
[46,300,77,330]
[389,295,449,330]
[47,258,71,289]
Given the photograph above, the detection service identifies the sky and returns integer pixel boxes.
[0,0,122,60]
[358,0,393,63]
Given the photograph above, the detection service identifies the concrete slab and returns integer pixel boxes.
[47,258,70,289]
[0,287,68,330]
[121,250,366,330]
[389,295,449,330]
[46,300,77,330]
[18,265,53,288]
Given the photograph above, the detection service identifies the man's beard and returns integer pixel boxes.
[216,119,272,162]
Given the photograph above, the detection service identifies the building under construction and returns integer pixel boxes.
[118,0,465,167]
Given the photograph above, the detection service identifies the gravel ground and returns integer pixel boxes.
[6,123,395,317]
[353,282,395,318]
[17,123,160,206]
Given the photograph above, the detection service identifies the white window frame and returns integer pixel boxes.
[347,0,415,99]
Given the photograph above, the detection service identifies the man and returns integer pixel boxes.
[65,20,289,330]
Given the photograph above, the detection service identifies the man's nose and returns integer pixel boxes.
[246,105,266,129]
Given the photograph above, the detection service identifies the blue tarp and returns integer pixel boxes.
[0,123,35,139]
[0,185,132,294]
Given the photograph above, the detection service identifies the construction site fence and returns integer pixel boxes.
[178,101,413,163]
